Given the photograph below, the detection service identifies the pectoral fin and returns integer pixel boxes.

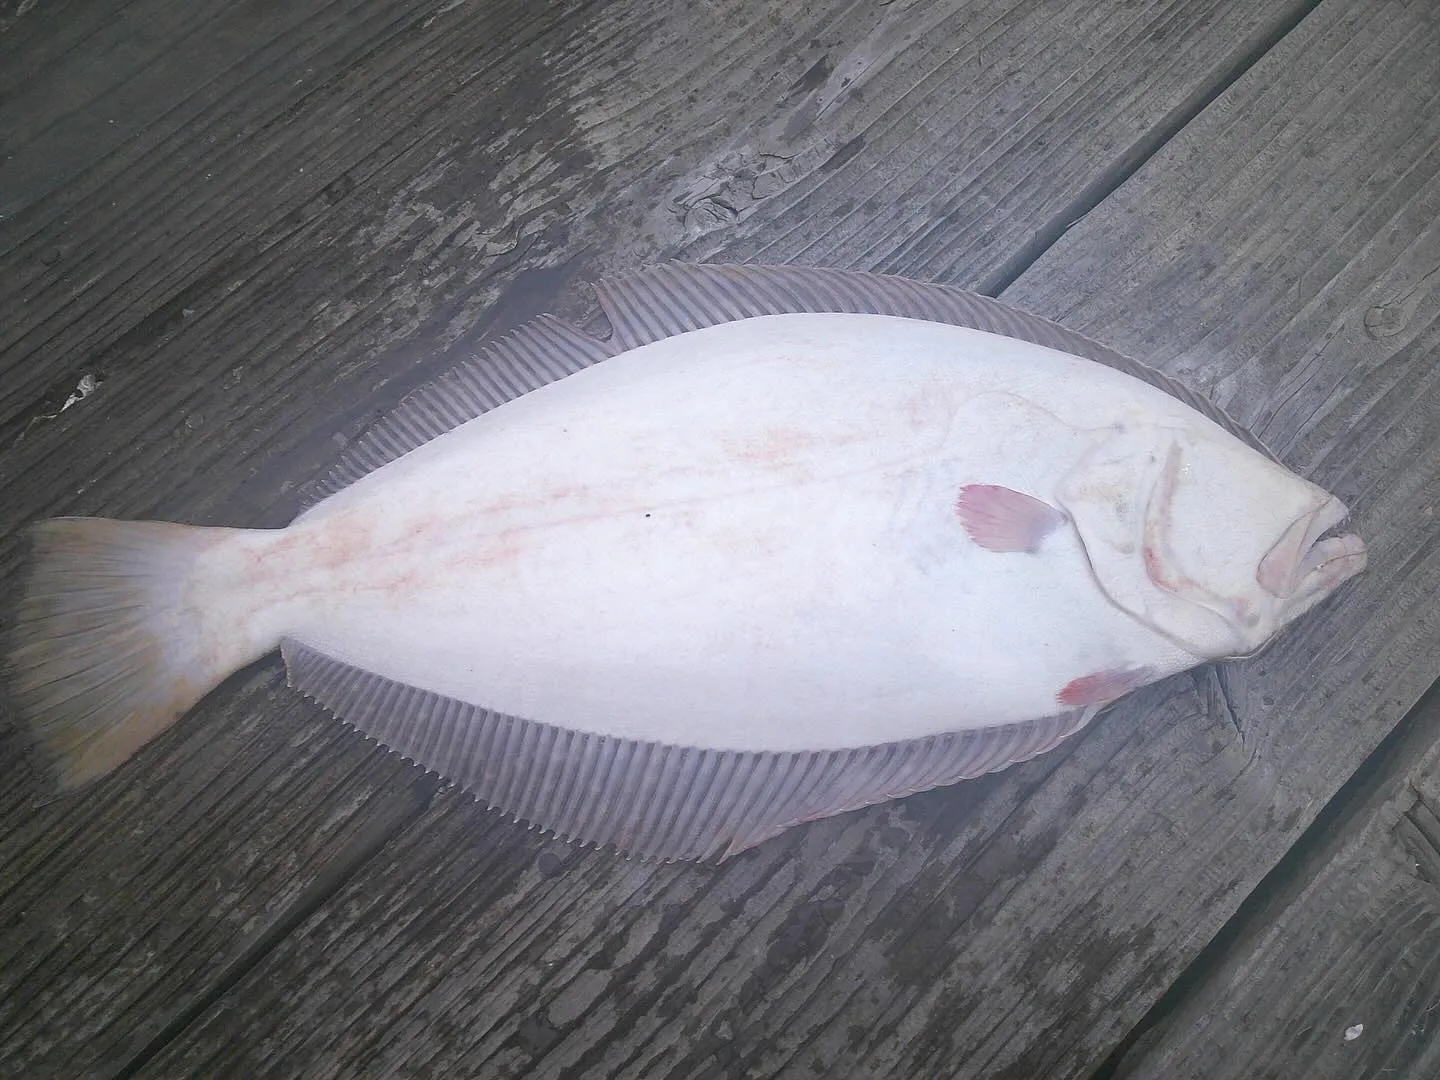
[955,484,1067,553]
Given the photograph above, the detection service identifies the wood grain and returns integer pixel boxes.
[1,1,597,1076]
[1107,690,1440,1080]
[137,1,1440,1076]
[3,0,1435,1077]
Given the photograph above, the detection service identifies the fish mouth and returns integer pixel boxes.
[1257,495,1367,604]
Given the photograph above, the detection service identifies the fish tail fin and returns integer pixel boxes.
[7,517,273,791]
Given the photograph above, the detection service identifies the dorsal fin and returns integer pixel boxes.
[596,263,1276,460]
[305,315,616,506]
[308,261,1274,508]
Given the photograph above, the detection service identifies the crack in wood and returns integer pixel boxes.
[1194,663,1248,745]
[986,0,1331,298]
[102,775,437,1080]
[4,0,1438,1076]
[1395,784,1440,886]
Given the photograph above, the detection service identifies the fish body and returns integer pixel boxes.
[7,264,1366,859]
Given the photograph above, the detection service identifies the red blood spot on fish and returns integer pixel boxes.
[1057,666,1154,707]
[956,484,1066,553]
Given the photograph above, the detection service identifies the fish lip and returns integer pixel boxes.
[1299,529,1368,589]
[1257,495,1366,600]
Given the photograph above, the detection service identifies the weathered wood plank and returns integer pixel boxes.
[1107,690,1440,1080]
[0,695,436,1076]
[0,0,1421,1077]
[1,1,601,1077]
[1019,36,1440,1059]
[0,0,590,439]
[0,0,300,219]
[0,0,1316,455]
[43,0,1435,1078]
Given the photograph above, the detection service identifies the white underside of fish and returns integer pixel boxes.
[8,262,1366,860]
[236,314,1197,750]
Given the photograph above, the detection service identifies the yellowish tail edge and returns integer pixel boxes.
[7,517,248,791]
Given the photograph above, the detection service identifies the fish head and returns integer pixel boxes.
[1059,420,1367,660]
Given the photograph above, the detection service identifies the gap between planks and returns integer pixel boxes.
[1088,672,1440,1079]
[80,3,1337,1073]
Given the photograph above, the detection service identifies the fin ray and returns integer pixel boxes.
[595,263,1274,460]
[8,519,256,790]
[956,484,1068,553]
[305,315,616,507]
[312,262,1272,509]
[283,640,1094,861]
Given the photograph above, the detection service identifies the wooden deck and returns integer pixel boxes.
[2,0,1438,1076]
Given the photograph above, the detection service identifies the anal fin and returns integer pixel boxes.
[283,640,1097,861]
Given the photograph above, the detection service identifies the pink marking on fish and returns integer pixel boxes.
[955,484,1067,554]
[1057,666,1154,708]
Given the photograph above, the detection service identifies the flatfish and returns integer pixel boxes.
[7,263,1367,859]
